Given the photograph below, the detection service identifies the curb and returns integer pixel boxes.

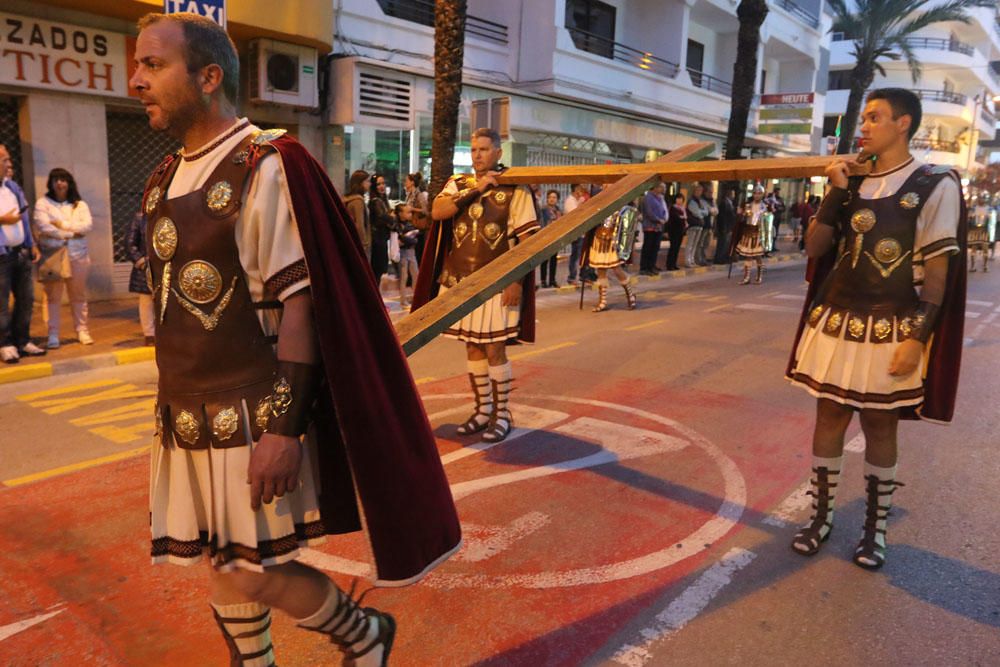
[0,346,155,386]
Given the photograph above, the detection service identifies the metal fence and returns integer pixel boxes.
[106,110,179,263]
[567,28,680,79]
[375,0,509,45]
[0,97,24,185]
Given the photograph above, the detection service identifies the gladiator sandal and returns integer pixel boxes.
[483,375,513,443]
[211,603,276,667]
[622,280,637,310]
[456,371,492,435]
[739,264,751,285]
[298,582,396,667]
[791,464,839,556]
[592,283,609,312]
[754,263,765,284]
[854,475,904,570]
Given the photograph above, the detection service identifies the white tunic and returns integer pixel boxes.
[788,158,961,410]
[150,119,325,573]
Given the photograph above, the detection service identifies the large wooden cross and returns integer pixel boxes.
[396,142,853,356]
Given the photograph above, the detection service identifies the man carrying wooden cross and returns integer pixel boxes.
[786,88,966,570]
[413,128,539,443]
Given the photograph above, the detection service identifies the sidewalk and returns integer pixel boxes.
[0,241,807,385]
[0,297,152,384]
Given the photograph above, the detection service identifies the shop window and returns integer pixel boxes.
[0,97,24,185]
[106,110,179,263]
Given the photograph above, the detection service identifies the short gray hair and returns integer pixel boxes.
[138,12,239,105]
[471,127,502,147]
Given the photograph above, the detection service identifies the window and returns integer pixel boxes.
[566,0,617,58]
[822,116,841,136]
[686,39,705,72]
[760,69,767,95]
[828,70,852,90]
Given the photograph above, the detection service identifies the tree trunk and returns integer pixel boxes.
[430,0,468,200]
[836,60,875,154]
[722,0,768,200]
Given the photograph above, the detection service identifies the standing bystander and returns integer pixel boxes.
[126,211,155,345]
[563,183,589,285]
[639,182,667,275]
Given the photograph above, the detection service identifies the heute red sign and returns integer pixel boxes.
[759,92,815,106]
[0,13,130,98]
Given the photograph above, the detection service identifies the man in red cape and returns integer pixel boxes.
[785,88,965,571]
[132,13,459,666]
[412,128,539,444]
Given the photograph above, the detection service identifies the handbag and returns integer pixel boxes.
[37,243,71,282]
[388,231,401,263]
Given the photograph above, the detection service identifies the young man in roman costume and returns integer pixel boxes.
[786,88,966,570]
[583,204,638,312]
[967,192,995,273]
[412,128,539,444]
[132,13,460,665]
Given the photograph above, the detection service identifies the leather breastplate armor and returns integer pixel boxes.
[819,166,949,315]
[143,133,280,450]
[440,179,516,286]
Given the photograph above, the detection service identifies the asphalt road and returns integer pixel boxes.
[1,257,998,666]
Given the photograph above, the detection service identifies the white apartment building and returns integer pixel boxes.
[327,0,834,194]
[824,5,1000,177]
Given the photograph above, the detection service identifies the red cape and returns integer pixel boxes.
[786,170,967,423]
[271,136,461,584]
[411,209,536,343]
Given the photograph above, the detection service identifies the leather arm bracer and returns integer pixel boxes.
[911,301,940,344]
[263,360,323,438]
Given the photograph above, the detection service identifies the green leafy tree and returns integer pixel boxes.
[828,0,993,154]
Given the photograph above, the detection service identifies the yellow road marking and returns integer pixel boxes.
[25,383,155,415]
[17,378,121,401]
[89,423,156,444]
[625,318,667,331]
[69,398,156,426]
[113,347,155,365]
[2,445,151,488]
[415,377,436,385]
[509,341,577,361]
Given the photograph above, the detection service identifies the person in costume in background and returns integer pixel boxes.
[967,192,994,273]
[786,88,965,570]
[412,128,539,444]
[583,204,637,312]
[731,185,772,285]
[131,13,460,666]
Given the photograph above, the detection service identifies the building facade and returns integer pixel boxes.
[0,0,332,299]
[327,0,833,199]
[824,4,1000,177]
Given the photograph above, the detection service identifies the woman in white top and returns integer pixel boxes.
[33,168,94,347]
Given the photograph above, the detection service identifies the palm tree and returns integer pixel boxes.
[430,0,468,199]
[829,0,993,154]
[721,0,768,208]
[724,0,769,163]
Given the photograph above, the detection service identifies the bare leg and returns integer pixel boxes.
[858,408,898,468]
[813,398,853,458]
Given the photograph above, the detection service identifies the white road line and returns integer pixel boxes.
[967,299,993,308]
[704,303,731,313]
[455,512,552,563]
[965,311,982,319]
[772,294,804,301]
[611,548,757,667]
[0,605,67,642]
[760,481,810,528]
[734,303,802,314]
[844,432,865,453]
[439,405,569,465]
[984,312,998,324]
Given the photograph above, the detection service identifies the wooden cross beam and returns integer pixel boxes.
[396,143,851,356]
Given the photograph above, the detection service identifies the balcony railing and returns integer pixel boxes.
[375,0,509,45]
[902,37,974,56]
[914,89,968,105]
[688,68,733,96]
[567,28,680,79]
[910,138,960,153]
[774,0,819,29]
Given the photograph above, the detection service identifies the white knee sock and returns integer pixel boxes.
[211,601,275,667]
[857,461,898,565]
[295,580,383,666]
[488,362,513,424]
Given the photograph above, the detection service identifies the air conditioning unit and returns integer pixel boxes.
[248,39,318,108]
